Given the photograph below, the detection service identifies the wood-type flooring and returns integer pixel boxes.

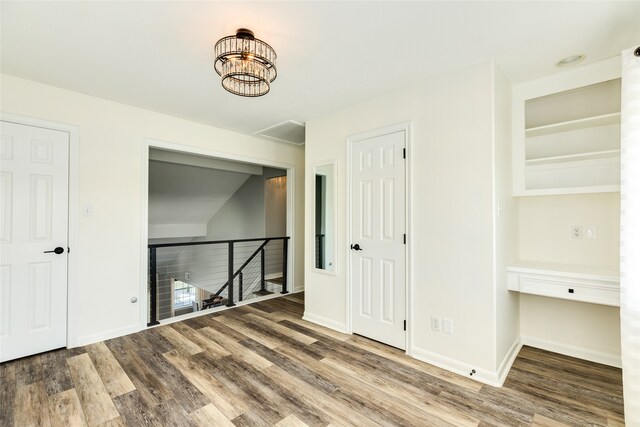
[0,292,625,426]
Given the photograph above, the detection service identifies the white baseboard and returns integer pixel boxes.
[521,335,621,368]
[302,311,348,334]
[411,346,502,387]
[496,339,523,386]
[74,324,142,347]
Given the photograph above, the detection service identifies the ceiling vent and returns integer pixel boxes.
[255,120,305,145]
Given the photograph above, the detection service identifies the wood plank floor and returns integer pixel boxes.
[0,292,624,426]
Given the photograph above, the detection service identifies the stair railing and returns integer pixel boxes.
[147,236,289,326]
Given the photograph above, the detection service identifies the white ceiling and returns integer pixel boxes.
[1,1,638,138]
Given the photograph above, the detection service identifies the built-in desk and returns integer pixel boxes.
[507,261,620,307]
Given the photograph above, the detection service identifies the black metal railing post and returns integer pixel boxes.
[148,236,291,319]
[227,241,235,307]
[260,248,266,292]
[148,247,159,326]
[281,238,289,294]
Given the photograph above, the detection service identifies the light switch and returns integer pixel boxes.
[82,204,93,217]
[443,318,453,335]
[586,226,597,239]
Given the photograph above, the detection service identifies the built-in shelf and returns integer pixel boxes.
[512,57,621,196]
[507,261,620,307]
[525,112,620,138]
[525,149,620,165]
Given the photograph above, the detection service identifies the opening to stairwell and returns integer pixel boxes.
[145,146,292,324]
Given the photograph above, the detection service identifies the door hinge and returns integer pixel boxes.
[403,234,406,244]
[403,320,407,331]
[403,148,406,159]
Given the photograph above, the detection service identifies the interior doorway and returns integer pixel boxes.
[348,125,409,350]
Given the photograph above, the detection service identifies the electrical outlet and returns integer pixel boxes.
[431,316,441,332]
[443,318,453,335]
[586,225,597,239]
[571,225,583,239]
[185,272,191,280]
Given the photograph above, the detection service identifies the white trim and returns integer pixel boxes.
[411,346,502,387]
[0,113,80,348]
[496,339,523,386]
[345,121,412,352]
[490,59,499,372]
[521,335,622,368]
[405,123,414,355]
[75,324,142,347]
[302,311,349,334]
[312,159,338,276]
[140,138,298,328]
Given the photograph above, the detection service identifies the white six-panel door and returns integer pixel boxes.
[350,129,406,349]
[0,121,69,362]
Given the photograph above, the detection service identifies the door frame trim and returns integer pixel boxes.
[140,138,298,328]
[345,121,413,354]
[0,113,80,348]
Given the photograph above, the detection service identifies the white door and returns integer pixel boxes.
[350,129,406,349]
[0,121,69,362]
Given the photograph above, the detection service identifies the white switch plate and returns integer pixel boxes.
[82,204,93,217]
[586,226,597,239]
[443,318,453,335]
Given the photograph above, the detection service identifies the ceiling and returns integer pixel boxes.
[1,1,638,139]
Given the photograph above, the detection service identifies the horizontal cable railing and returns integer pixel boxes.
[147,237,289,326]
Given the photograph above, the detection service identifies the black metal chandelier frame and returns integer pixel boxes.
[214,28,277,97]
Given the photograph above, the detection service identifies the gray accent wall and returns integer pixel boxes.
[204,167,286,240]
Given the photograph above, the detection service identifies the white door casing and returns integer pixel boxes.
[0,121,69,362]
[350,129,406,349]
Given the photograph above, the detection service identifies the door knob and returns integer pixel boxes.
[350,244,362,251]
[44,247,65,255]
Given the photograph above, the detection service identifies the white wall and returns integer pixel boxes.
[520,295,621,365]
[265,174,287,238]
[0,73,304,346]
[494,63,520,371]
[518,193,620,267]
[517,193,621,364]
[305,60,518,383]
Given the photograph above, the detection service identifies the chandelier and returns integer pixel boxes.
[214,28,277,97]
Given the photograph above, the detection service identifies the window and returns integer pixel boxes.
[173,280,196,309]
